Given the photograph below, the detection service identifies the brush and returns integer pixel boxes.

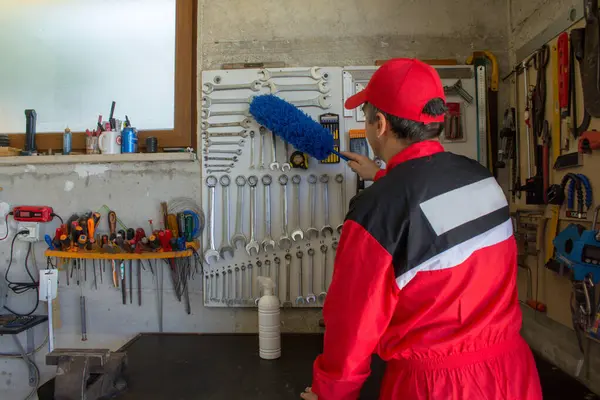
[249,95,349,161]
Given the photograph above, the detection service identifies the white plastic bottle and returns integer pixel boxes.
[257,276,281,360]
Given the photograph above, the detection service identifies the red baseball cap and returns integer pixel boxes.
[345,58,446,123]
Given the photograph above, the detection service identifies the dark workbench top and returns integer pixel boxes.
[38,333,598,400]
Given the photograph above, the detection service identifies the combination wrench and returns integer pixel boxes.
[306,248,316,304]
[320,174,334,237]
[204,148,242,155]
[206,139,245,147]
[202,95,254,107]
[207,168,230,174]
[258,126,266,169]
[258,67,327,82]
[240,264,246,302]
[295,250,306,305]
[247,263,254,302]
[222,267,227,304]
[218,175,235,259]
[278,175,292,249]
[204,156,238,162]
[282,254,293,308]
[269,131,280,171]
[231,176,247,249]
[201,108,250,119]
[201,118,253,130]
[203,130,249,139]
[205,163,234,169]
[335,174,346,234]
[318,244,328,304]
[274,257,281,298]
[261,175,276,252]
[290,175,304,241]
[202,80,263,94]
[289,95,332,109]
[249,131,256,169]
[245,175,260,256]
[267,81,330,94]
[235,266,241,304]
[281,142,291,172]
[204,176,221,264]
[306,174,319,239]
[254,261,263,305]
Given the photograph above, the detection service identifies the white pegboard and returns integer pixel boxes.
[200,67,350,308]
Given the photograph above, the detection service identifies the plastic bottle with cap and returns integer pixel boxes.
[257,276,281,360]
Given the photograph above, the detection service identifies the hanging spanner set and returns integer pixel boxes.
[201,67,350,308]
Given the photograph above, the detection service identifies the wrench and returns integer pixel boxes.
[318,244,328,304]
[204,155,238,162]
[202,96,254,107]
[267,81,330,94]
[258,126,266,169]
[278,175,292,249]
[231,176,247,249]
[306,248,316,304]
[240,265,246,301]
[205,163,235,169]
[204,130,249,139]
[205,273,211,303]
[335,174,346,234]
[269,131,280,171]
[258,67,326,82]
[261,175,276,252]
[206,139,245,147]
[215,271,220,302]
[201,118,253,130]
[306,175,319,239]
[227,267,234,306]
[234,266,241,304]
[204,149,242,155]
[262,259,269,279]
[247,263,254,303]
[202,80,263,94]
[202,108,250,119]
[207,169,231,174]
[249,131,256,169]
[295,250,306,305]
[289,95,332,109]
[218,175,235,259]
[204,176,221,264]
[222,267,227,304]
[245,175,260,256]
[281,141,291,172]
[320,174,334,237]
[282,253,293,308]
[274,257,281,298]
[290,175,304,241]
[254,260,263,305]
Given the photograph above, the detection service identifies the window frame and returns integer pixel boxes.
[5,0,196,152]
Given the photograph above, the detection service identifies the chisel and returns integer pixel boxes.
[121,261,126,305]
[129,260,133,303]
[137,260,142,306]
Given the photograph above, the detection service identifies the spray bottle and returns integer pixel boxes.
[257,276,281,360]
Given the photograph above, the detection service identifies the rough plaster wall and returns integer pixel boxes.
[0,161,322,399]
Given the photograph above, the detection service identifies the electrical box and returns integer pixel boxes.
[17,222,40,242]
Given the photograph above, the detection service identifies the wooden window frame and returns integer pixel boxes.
[6,0,196,152]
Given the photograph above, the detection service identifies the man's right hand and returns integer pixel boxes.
[342,152,381,181]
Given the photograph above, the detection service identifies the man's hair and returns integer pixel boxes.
[362,98,447,143]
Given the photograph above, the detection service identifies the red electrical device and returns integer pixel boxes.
[12,206,54,222]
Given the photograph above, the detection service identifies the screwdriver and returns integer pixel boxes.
[177,213,186,237]
[108,211,117,241]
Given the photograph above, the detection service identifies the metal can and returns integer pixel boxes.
[63,128,72,155]
[121,127,138,153]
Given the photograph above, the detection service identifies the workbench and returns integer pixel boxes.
[37,333,598,400]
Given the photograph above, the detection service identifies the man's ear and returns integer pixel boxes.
[376,112,387,139]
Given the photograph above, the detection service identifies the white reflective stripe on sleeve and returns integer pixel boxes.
[419,177,508,236]
[395,218,513,290]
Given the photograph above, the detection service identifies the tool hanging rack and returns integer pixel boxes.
[44,247,196,260]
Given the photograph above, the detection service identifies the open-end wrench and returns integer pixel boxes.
[249,131,256,169]
[258,126,266,169]
[206,139,245,147]
[231,176,247,249]
[269,131,280,171]
[204,148,242,155]
[218,175,235,259]
[306,247,316,304]
[205,163,235,169]
[335,174,346,234]
[245,175,260,256]
[202,96,254,107]
[207,169,231,174]
[204,130,249,139]
[283,254,293,308]
[204,176,221,264]
[258,67,327,82]
[289,95,332,109]
[261,175,276,252]
[274,257,281,298]
[201,118,253,130]
[278,175,292,249]
[267,81,330,94]
[306,174,319,239]
[320,174,334,238]
[291,175,304,241]
[202,80,263,94]
[202,108,250,119]
[295,250,306,306]
[318,244,328,304]
[281,142,291,172]
[204,155,238,162]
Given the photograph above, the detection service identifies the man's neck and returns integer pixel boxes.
[381,139,410,164]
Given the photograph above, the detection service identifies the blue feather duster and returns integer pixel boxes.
[249,95,348,161]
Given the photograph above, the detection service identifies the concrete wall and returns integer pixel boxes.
[1,0,512,398]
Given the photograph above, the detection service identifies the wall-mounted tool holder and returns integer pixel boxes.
[200,67,350,308]
[444,102,466,142]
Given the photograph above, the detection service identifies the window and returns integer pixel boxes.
[0,0,195,151]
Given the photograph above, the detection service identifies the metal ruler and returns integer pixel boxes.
[475,65,488,167]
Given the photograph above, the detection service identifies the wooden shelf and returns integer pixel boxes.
[45,242,199,260]
[0,152,197,166]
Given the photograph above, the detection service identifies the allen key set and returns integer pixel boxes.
[201,67,349,308]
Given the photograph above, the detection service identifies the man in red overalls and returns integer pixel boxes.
[301,58,542,400]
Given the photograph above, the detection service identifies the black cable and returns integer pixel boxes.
[51,213,64,224]
[3,231,40,316]
[0,213,12,241]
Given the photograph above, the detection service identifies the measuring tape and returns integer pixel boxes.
[475,65,488,167]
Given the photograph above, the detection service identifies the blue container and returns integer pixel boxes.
[121,127,138,153]
[63,128,72,155]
